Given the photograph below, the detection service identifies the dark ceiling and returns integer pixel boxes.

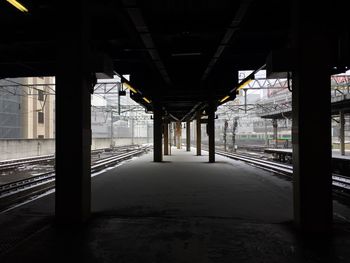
[0,0,346,121]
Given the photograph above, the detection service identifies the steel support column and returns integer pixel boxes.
[208,106,215,163]
[196,111,202,156]
[173,122,177,147]
[340,111,345,156]
[176,122,182,149]
[153,104,163,162]
[186,121,191,151]
[164,121,169,155]
[55,1,92,224]
[292,1,332,233]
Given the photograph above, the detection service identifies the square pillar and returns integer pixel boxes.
[196,111,202,156]
[340,111,345,156]
[55,2,92,224]
[208,106,215,163]
[176,122,182,149]
[153,103,163,162]
[186,121,191,151]
[291,1,332,233]
[164,121,169,155]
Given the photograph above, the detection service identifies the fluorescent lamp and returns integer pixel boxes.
[219,95,230,103]
[123,82,137,94]
[237,79,253,91]
[142,97,151,104]
[171,52,201,57]
[6,0,28,12]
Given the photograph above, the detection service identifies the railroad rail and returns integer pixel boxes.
[215,149,350,193]
[0,155,54,171]
[0,144,142,171]
[0,146,150,211]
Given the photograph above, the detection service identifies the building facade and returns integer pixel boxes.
[0,81,22,138]
[20,77,55,139]
[0,77,55,139]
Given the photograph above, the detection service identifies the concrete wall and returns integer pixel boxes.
[0,138,150,161]
[0,139,55,161]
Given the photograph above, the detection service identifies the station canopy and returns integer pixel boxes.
[0,0,344,120]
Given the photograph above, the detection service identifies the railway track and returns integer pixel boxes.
[0,155,54,171]
[0,146,150,211]
[0,145,142,171]
[215,149,350,193]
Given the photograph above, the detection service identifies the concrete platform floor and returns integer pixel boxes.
[1,148,350,262]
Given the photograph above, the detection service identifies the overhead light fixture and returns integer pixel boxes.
[219,95,230,103]
[6,0,28,12]
[236,79,253,91]
[171,52,201,57]
[142,97,151,104]
[219,78,253,104]
[123,82,137,94]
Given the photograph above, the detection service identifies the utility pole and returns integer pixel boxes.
[272,119,278,148]
[232,117,238,152]
[131,118,134,145]
[110,109,114,149]
[147,122,149,143]
[118,84,121,115]
[264,118,268,146]
[244,89,247,113]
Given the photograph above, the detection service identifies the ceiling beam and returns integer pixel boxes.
[201,0,253,82]
[121,0,171,86]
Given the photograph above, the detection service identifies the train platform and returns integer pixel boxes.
[1,148,350,262]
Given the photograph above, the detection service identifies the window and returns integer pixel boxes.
[38,135,44,139]
[38,111,44,124]
[38,90,44,101]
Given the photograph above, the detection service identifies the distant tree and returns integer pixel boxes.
[223,120,228,151]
